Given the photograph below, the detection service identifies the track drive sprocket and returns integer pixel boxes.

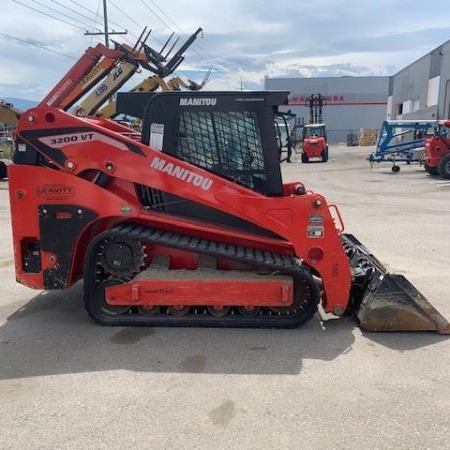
[99,237,145,278]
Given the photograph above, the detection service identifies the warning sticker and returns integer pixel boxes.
[149,123,164,151]
[309,214,324,225]
[307,226,324,238]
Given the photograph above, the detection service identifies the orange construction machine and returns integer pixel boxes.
[7,88,449,333]
[5,43,449,333]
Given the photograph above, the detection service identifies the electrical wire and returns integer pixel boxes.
[108,0,165,47]
[68,0,127,33]
[110,0,141,29]
[106,0,146,43]
[145,0,182,34]
[62,0,139,47]
[88,0,102,46]
[49,0,104,27]
[29,0,102,31]
[11,0,90,32]
[139,0,236,76]
[0,32,76,59]
[139,0,175,36]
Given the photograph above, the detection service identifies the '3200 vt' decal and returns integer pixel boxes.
[50,133,94,145]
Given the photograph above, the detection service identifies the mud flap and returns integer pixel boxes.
[342,234,450,334]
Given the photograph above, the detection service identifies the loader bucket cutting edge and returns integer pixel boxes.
[341,234,450,335]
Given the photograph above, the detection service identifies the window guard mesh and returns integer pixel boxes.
[176,111,267,190]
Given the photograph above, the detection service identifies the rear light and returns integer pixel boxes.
[308,247,324,262]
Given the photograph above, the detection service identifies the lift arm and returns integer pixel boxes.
[39,44,126,110]
[40,28,150,112]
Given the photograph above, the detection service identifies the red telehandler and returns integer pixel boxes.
[301,93,329,163]
[423,120,450,178]
[40,33,149,112]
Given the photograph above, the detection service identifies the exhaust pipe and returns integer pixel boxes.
[341,234,450,334]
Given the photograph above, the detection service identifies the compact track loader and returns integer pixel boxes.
[8,91,450,333]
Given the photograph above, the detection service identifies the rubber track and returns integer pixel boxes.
[84,223,320,328]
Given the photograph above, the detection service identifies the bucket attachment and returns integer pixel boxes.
[341,234,450,334]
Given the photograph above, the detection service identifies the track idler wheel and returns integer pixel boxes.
[96,278,130,316]
[137,306,160,316]
[207,306,230,317]
[238,306,260,318]
[168,306,190,317]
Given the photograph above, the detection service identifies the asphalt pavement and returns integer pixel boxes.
[1,145,449,449]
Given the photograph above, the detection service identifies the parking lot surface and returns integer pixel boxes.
[1,145,449,449]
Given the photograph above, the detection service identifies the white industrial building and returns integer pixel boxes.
[264,75,389,143]
[264,38,450,143]
[388,40,450,121]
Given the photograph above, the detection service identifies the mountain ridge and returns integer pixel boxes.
[1,97,38,112]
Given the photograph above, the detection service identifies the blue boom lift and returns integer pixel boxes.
[368,120,435,172]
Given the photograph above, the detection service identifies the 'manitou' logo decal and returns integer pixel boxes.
[150,156,213,191]
[179,97,217,106]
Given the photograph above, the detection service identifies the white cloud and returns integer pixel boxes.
[1,0,450,102]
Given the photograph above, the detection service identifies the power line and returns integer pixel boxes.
[107,0,149,43]
[11,0,90,32]
[107,0,165,47]
[68,0,127,33]
[66,0,136,47]
[84,0,127,48]
[88,0,102,46]
[49,0,104,27]
[139,0,235,75]
[30,0,102,31]
[145,0,183,34]
[140,0,175,36]
[110,0,141,29]
[0,32,76,59]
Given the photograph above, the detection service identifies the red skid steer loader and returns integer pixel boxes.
[7,89,450,333]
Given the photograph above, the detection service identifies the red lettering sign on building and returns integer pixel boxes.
[287,94,345,105]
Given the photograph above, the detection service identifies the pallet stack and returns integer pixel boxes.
[359,128,377,146]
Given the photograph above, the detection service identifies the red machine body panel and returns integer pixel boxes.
[10,87,447,333]
[105,278,294,307]
[424,136,449,167]
[10,106,352,315]
[304,136,326,159]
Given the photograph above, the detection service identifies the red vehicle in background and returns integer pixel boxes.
[424,120,450,178]
[301,123,329,163]
[301,94,329,163]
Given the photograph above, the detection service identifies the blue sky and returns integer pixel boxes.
[1,0,450,101]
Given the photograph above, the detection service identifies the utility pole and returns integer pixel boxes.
[84,0,127,47]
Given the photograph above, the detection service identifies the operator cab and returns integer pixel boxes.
[274,110,295,162]
[303,123,326,139]
[118,90,289,195]
[117,90,291,234]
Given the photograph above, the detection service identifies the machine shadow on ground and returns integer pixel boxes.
[0,282,357,380]
[361,331,448,351]
[1,282,447,380]
[372,167,433,176]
